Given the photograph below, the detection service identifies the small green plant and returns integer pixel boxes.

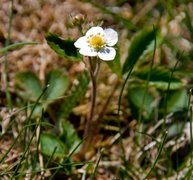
[1,0,193,179]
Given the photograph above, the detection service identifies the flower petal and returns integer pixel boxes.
[86,26,104,37]
[79,47,97,57]
[74,36,87,48]
[104,28,118,46]
[98,47,116,61]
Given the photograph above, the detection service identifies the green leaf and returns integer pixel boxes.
[148,81,182,90]
[123,29,156,74]
[40,133,67,158]
[128,86,156,121]
[45,32,79,59]
[58,71,89,119]
[44,69,69,101]
[165,89,188,113]
[106,48,122,77]
[0,42,37,55]
[60,120,81,152]
[134,67,183,90]
[15,72,42,101]
[29,104,46,119]
[140,32,162,61]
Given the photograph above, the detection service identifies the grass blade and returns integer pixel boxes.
[0,42,37,56]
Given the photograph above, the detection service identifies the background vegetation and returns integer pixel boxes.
[0,0,193,179]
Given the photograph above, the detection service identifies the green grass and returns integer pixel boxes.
[0,0,193,179]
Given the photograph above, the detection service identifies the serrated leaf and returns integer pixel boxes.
[40,133,67,158]
[128,86,155,122]
[0,42,37,55]
[44,69,69,101]
[58,71,89,119]
[106,48,122,77]
[134,67,183,90]
[15,72,42,101]
[60,120,81,152]
[45,32,79,59]
[123,29,156,74]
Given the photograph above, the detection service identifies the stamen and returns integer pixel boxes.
[88,35,106,49]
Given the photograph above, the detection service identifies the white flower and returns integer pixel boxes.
[74,26,118,61]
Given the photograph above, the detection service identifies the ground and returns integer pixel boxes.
[0,0,193,179]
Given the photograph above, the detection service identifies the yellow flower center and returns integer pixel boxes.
[88,34,106,50]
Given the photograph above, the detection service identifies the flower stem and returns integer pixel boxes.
[83,57,100,151]
[88,59,97,122]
